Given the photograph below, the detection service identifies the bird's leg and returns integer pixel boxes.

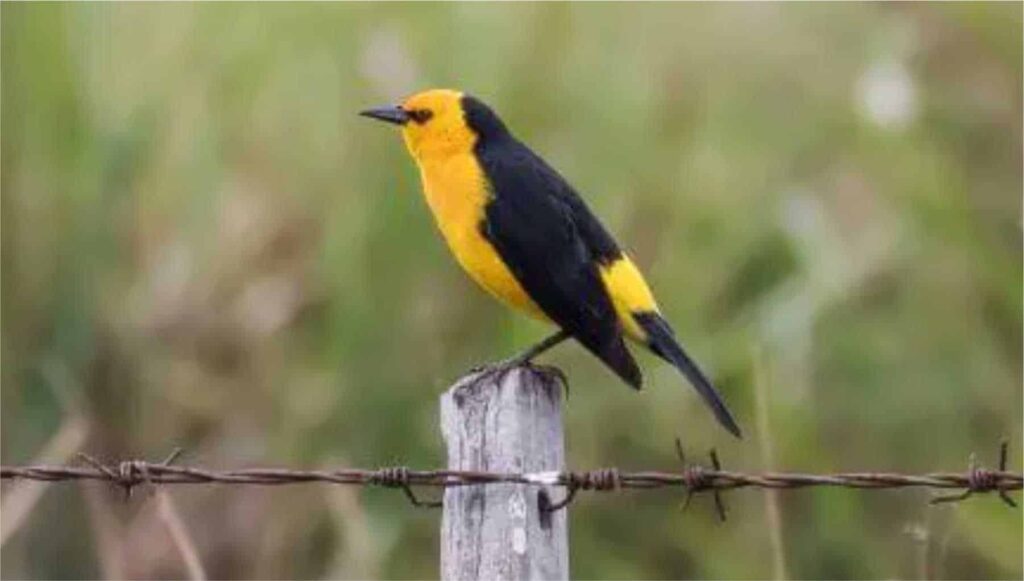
[472,330,571,391]
[510,329,571,366]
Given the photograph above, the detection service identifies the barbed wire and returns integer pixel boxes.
[2,441,1019,517]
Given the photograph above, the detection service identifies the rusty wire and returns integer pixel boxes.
[1,442,1019,514]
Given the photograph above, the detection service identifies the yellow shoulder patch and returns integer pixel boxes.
[599,255,660,342]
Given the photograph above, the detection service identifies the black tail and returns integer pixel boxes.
[634,312,742,438]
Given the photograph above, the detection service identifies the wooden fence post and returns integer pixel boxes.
[440,367,569,581]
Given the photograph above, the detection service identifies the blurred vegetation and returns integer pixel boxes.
[2,3,1021,579]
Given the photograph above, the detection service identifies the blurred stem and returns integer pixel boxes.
[918,509,932,580]
[754,346,788,580]
[155,489,207,581]
[0,416,89,546]
[935,509,958,580]
[81,483,127,580]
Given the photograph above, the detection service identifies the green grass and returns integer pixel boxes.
[2,3,1021,579]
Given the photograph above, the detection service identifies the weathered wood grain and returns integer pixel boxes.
[440,367,568,581]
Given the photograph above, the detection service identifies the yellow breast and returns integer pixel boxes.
[415,153,549,321]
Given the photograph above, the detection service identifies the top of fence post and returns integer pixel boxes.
[440,367,569,581]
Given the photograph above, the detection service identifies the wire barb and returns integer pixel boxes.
[931,440,1017,508]
[675,440,728,522]
[75,448,185,500]
[370,467,442,509]
[540,468,622,514]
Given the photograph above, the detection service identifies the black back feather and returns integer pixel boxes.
[466,95,641,388]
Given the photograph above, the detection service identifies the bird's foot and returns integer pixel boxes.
[469,358,569,400]
[526,363,570,400]
[469,355,524,385]
[469,330,573,398]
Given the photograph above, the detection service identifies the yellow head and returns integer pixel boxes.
[360,89,510,162]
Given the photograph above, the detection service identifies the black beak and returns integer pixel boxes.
[359,105,410,126]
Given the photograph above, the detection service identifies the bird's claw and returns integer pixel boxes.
[525,363,570,400]
[469,359,570,400]
[470,358,520,384]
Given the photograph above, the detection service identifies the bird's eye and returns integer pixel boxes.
[408,108,433,124]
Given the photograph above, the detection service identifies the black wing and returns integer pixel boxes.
[476,138,641,388]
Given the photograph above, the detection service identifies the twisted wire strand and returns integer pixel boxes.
[2,463,1019,491]
[3,440,1019,516]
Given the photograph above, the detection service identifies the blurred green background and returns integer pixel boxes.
[2,3,1021,579]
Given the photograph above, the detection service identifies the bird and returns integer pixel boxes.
[361,89,741,437]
